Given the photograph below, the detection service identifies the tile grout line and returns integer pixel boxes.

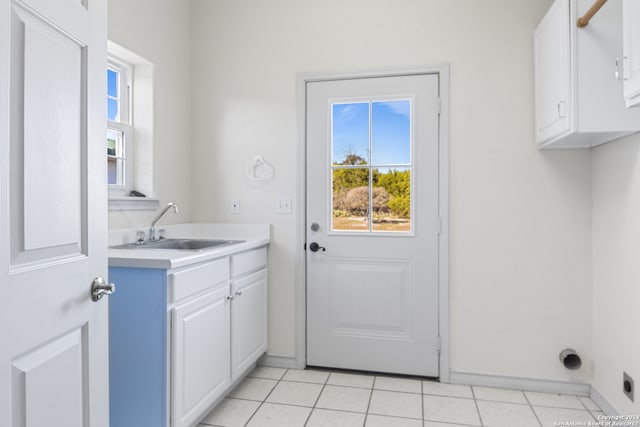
[302,371,330,427]
[470,384,485,427]
[235,399,373,414]
[361,376,377,427]
[577,395,603,420]
[523,391,544,427]
[577,395,598,422]
[421,378,425,423]
[242,368,289,427]
[280,378,381,390]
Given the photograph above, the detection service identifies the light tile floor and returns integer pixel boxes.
[199,367,607,427]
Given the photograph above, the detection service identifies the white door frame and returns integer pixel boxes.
[294,65,451,382]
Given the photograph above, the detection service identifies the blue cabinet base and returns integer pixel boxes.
[109,267,168,427]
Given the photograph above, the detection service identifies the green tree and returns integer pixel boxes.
[332,151,368,197]
[332,168,368,193]
[376,169,411,217]
[332,152,411,219]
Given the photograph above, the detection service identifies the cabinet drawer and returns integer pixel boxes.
[170,258,229,303]
[231,247,267,278]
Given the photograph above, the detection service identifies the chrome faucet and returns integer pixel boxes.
[149,202,179,241]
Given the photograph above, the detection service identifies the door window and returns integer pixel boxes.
[331,99,412,233]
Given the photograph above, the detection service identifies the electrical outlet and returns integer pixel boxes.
[623,372,634,402]
[230,198,240,214]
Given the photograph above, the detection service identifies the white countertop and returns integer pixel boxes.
[108,223,270,269]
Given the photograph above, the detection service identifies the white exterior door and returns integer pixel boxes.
[0,0,109,425]
[306,74,441,377]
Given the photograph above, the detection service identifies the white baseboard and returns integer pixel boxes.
[258,354,299,369]
[590,386,618,416]
[449,371,591,396]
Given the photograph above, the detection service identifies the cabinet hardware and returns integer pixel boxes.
[557,101,567,118]
[615,57,629,81]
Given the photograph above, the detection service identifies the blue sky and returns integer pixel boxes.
[107,69,118,121]
[332,100,411,166]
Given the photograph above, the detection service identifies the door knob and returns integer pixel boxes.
[309,242,326,252]
[91,277,116,302]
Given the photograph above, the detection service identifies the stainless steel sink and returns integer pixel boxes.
[111,238,245,250]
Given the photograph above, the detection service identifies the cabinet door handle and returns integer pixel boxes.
[226,295,234,301]
[235,291,242,297]
[615,57,628,81]
[557,101,566,118]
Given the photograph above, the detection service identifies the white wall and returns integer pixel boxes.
[190,0,593,382]
[108,0,192,229]
[592,133,640,414]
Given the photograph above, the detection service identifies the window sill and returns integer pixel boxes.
[108,197,160,211]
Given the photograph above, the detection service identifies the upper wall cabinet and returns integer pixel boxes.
[534,0,640,149]
[623,0,640,107]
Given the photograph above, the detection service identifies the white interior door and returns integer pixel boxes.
[0,0,109,425]
[306,74,441,377]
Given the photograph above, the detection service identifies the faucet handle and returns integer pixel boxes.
[135,230,146,245]
[157,229,167,240]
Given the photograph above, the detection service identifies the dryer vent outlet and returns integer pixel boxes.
[559,349,581,370]
[623,372,634,402]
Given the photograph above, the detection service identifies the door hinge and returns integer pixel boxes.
[436,97,441,115]
[436,336,442,354]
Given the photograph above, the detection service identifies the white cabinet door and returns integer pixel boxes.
[623,0,640,107]
[0,0,109,425]
[231,269,268,380]
[172,285,231,427]
[534,0,640,147]
[534,0,571,143]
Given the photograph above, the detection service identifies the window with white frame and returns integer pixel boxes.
[107,57,132,191]
[106,42,156,210]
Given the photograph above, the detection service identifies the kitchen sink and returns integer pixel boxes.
[111,238,245,250]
